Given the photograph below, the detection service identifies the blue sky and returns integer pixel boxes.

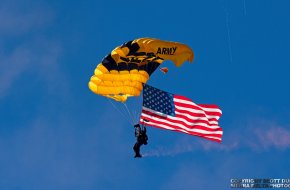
[1,0,290,189]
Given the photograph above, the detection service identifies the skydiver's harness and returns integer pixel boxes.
[134,124,148,145]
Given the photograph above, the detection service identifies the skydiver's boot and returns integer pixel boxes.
[135,153,142,158]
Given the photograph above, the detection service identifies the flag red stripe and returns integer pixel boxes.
[174,95,221,109]
[142,108,218,127]
[175,107,221,120]
[142,109,219,127]
[139,119,223,138]
[174,102,222,117]
[139,120,222,142]
[197,104,221,109]
[140,112,222,133]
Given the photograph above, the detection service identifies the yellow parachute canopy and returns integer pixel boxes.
[88,37,194,102]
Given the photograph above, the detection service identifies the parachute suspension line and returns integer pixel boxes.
[107,99,132,125]
[138,87,144,120]
[136,91,143,124]
[131,102,138,125]
[120,102,134,125]
[137,87,143,124]
[133,93,143,125]
[107,99,127,121]
[122,102,135,125]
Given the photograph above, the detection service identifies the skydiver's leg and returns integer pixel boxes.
[133,142,142,158]
[133,142,138,155]
[133,142,138,153]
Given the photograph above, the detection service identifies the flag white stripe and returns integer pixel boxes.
[141,113,223,135]
[202,135,222,141]
[174,98,222,114]
[175,105,221,120]
[142,106,219,125]
[143,121,191,134]
[141,112,220,130]
[143,107,218,126]
[175,110,219,125]
[142,107,219,128]
[140,120,222,141]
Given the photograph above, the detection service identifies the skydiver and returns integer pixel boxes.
[133,124,148,158]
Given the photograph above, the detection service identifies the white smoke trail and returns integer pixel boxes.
[142,144,195,157]
[142,139,239,158]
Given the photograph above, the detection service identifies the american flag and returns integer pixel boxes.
[139,85,223,143]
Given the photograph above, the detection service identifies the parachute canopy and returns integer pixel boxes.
[88,37,194,102]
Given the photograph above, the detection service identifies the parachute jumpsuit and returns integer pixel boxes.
[133,124,148,158]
